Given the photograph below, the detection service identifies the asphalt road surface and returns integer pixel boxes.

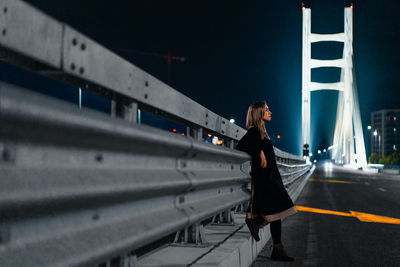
[251,163,400,267]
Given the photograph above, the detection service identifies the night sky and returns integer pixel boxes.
[2,0,400,156]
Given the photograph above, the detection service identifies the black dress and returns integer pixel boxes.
[236,127,296,225]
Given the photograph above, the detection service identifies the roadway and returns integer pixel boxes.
[251,162,400,267]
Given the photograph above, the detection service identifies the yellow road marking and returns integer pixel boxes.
[295,205,352,217]
[295,205,400,225]
[309,178,357,184]
[349,211,400,224]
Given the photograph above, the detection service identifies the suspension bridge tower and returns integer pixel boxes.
[301,3,367,167]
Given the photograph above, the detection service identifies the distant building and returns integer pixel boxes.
[371,109,400,157]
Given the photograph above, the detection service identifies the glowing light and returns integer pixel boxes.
[318,150,321,154]
[323,149,327,152]
[207,134,212,138]
[394,117,397,121]
[217,140,223,145]
[373,130,378,136]
[313,159,317,163]
[324,162,333,171]
[309,152,313,157]
[79,88,82,109]
[368,163,384,168]
[367,125,371,130]
[277,135,281,139]
[229,119,235,123]
[181,133,185,136]
[172,128,177,133]
[212,136,218,145]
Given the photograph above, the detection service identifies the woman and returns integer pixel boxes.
[236,101,296,261]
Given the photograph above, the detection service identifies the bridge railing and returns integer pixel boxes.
[0,0,245,145]
[0,1,311,266]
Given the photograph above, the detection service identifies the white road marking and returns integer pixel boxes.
[378,187,387,192]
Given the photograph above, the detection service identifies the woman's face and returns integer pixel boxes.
[262,104,272,122]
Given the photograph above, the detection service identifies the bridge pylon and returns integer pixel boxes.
[302,5,367,167]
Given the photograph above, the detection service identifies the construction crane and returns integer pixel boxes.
[117,48,185,86]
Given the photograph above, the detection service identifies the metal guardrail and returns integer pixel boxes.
[0,1,311,266]
[0,84,251,266]
[0,0,246,143]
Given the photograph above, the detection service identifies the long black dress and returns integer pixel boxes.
[236,127,296,226]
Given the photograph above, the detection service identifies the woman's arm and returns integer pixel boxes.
[236,127,263,158]
[260,150,267,168]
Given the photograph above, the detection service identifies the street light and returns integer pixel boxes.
[373,130,378,136]
[229,119,235,123]
[212,136,218,145]
[367,125,371,130]
[323,149,327,152]
[318,150,321,154]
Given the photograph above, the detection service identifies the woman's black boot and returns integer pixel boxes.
[245,218,260,241]
[271,243,295,261]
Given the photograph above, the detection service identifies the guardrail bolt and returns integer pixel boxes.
[80,43,86,51]
[0,226,10,244]
[2,29,6,36]
[2,148,14,162]
[70,63,75,70]
[3,6,7,13]
[145,81,149,87]
[79,67,84,75]
[72,38,77,46]
[92,213,100,220]
[2,149,9,161]
[95,154,103,162]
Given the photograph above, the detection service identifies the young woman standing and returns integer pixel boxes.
[236,101,296,261]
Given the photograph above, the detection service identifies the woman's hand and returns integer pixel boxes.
[260,151,267,168]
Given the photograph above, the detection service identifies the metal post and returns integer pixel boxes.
[187,127,203,141]
[229,139,235,149]
[302,8,311,156]
[111,96,138,124]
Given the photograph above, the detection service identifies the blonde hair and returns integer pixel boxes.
[246,101,269,140]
